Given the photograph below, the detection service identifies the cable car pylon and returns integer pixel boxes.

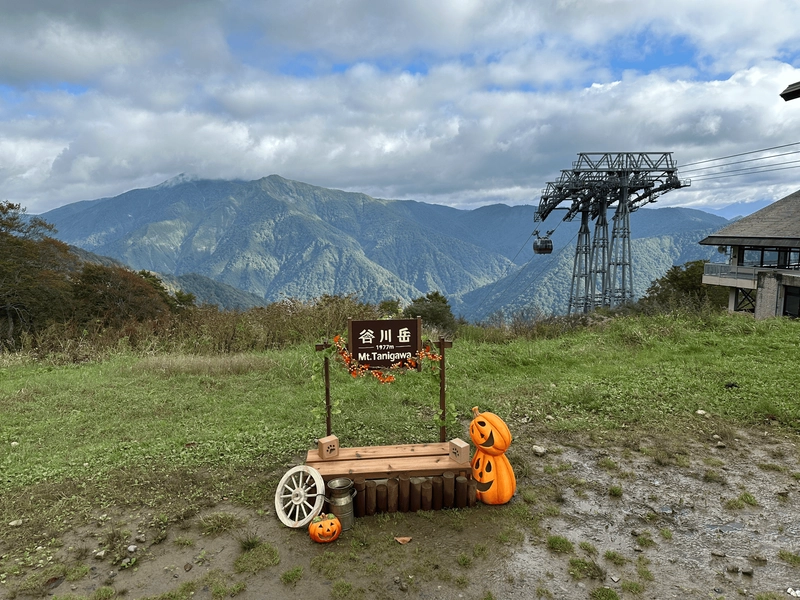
[534,152,690,314]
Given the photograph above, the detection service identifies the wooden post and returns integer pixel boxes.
[409,479,422,512]
[437,336,453,442]
[387,478,399,513]
[399,473,410,512]
[354,478,366,518]
[365,480,377,516]
[432,476,443,511]
[314,341,333,436]
[455,475,468,508]
[442,471,455,508]
[421,480,433,511]
[377,482,388,513]
[467,479,477,507]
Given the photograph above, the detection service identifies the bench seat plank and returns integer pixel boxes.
[305,443,469,481]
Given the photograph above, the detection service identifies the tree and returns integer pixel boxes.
[640,260,728,310]
[402,291,456,333]
[72,264,173,328]
[0,202,77,348]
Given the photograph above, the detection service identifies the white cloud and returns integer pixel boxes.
[1,1,800,214]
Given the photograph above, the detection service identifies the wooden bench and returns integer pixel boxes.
[305,439,471,482]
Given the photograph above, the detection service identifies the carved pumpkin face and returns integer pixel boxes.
[469,406,512,456]
[471,449,516,505]
[308,513,341,543]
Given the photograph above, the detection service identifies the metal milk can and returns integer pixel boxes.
[326,477,356,531]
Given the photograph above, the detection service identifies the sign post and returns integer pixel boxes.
[437,336,453,442]
[314,341,333,436]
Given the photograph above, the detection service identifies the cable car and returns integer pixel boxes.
[533,230,554,255]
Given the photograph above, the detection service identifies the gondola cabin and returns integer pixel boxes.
[533,237,553,254]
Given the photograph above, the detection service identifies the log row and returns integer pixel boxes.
[351,471,476,517]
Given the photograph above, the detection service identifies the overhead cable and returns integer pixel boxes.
[680,141,800,168]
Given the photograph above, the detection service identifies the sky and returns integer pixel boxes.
[2,0,800,216]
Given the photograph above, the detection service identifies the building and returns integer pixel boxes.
[699,189,800,319]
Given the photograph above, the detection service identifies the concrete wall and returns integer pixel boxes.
[755,271,800,319]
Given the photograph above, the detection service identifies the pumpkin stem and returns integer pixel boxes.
[472,406,480,418]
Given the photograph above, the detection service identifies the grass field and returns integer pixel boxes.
[1,311,799,598]
[2,312,799,494]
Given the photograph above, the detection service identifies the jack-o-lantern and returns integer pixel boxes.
[308,513,341,543]
[470,406,516,505]
[469,406,512,456]
[471,449,516,505]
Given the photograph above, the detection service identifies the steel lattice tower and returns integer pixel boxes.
[535,152,689,314]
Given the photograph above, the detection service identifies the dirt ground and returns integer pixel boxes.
[4,419,800,600]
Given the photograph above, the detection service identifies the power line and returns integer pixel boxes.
[680,141,800,168]
[680,149,800,174]
[689,162,800,182]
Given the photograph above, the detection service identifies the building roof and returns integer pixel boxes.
[700,188,800,247]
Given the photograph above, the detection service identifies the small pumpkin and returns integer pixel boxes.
[308,513,341,543]
[469,406,512,456]
[471,449,516,505]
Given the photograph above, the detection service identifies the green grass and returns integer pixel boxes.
[546,535,574,553]
[280,566,303,586]
[233,541,280,573]
[1,312,800,584]
[724,491,759,510]
[778,549,800,567]
[589,588,620,600]
[621,580,645,594]
[568,558,605,580]
[603,550,627,566]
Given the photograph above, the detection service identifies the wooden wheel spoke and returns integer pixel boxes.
[274,466,325,528]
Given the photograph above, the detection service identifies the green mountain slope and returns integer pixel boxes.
[41,175,729,320]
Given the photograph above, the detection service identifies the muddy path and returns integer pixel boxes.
[4,421,800,600]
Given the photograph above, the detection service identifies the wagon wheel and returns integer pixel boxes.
[274,465,326,528]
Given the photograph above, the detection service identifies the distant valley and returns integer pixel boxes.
[41,175,729,321]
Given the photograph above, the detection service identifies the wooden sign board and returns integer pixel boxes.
[347,318,422,369]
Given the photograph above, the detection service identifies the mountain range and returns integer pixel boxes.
[40,174,729,321]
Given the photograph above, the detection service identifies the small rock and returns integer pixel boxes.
[610,576,620,583]
[725,564,739,573]
[94,550,107,560]
[120,558,131,568]
[712,434,721,440]
[545,414,555,421]
[711,550,726,557]
[716,441,726,448]
[749,554,767,563]
[740,566,753,576]
[108,570,116,578]
[8,519,22,527]
[695,409,707,416]
[532,445,547,457]
[394,577,401,584]
[184,563,192,572]
[630,530,640,536]
[135,534,146,543]
[10,441,19,447]
[399,582,408,592]
[127,545,137,553]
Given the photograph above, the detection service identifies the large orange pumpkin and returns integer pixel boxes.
[469,406,512,456]
[308,513,341,543]
[471,449,516,505]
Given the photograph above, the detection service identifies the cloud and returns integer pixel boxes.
[1,1,800,214]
